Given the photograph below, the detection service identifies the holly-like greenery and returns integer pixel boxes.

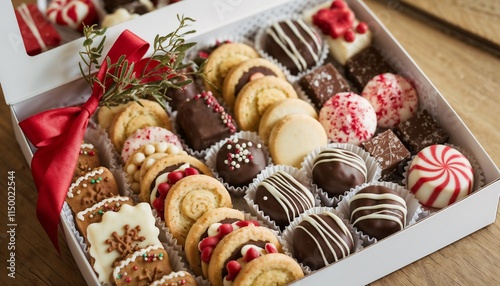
[79,15,206,109]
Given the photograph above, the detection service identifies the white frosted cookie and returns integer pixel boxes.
[121,126,182,163]
[268,114,327,168]
[86,203,162,284]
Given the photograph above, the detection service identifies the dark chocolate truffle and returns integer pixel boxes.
[103,0,154,14]
[312,147,367,198]
[293,212,355,270]
[215,138,267,187]
[361,129,410,179]
[394,110,449,154]
[176,91,237,151]
[345,46,394,90]
[300,63,350,109]
[254,171,315,229]
[264,19,322,75]
[349,185,407,240]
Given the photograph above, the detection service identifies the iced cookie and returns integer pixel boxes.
[234,77,298,131]
[319,92,377,145]
[150,271,198,286]
[111,245,173,286]
[87,203,162,284]
[66,167,119,214]
[164,175,232,247]
[222,58,286,108]
[74,142,101,180]
[184,207,246,277]
[268,114,327,168]
[108,99,172,152]
[361,73,418,129]
[121,126,183,164]
[203,43,260,97]
[258,98,318,144]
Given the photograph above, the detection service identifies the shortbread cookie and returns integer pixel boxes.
[75,196,134,241]
[66,167,119,214]
[150,271,198,286]
[233,253,304,286]
[87,203,162,284]
[111,245,173,286]
[185,207,246,277]
[124,141,186,193]
[234,77,298,131]
[222,58,286,108]
[74,142,101,180]
[203,42,260,97]
[164,175,232,247]
[258,98,318,144]
[268,114,327,168]
[97,103,128,132]
[207,226,282,286]
[140,154,213,204]
[121,126,183,163]
[108,99,172,151]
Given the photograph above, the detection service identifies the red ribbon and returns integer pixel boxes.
[19,30,150,252]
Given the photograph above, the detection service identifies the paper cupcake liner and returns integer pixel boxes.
[281,206,366,275]
[402,143,484,213]
[244,164,321,231]
[204,131,273,197]
[291,81,317,110]
[301,143,382,208]
[84,125,119,170]
[336,181,425,243]
[253,15,330,83]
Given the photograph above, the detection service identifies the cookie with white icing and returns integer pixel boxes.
[150,271,198,286]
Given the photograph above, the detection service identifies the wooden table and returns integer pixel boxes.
[1,0,499,285]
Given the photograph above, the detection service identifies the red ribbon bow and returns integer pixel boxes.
[19,30,150,252]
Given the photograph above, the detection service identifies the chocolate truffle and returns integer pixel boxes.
[345,46,394,90]
[300,63,350,109]
[254,171,315,229]
[312,147,367,198]
[215,138,267,187]
[361,129,410,179]
[349,185,407,240]
[394,110,449,154]
[103,0,154,14]
[293,212,355,270]
[263,19,322,75]
[176,91,237,151]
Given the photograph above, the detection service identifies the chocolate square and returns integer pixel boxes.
[165,74,204,110]
[345,46,394,90]
[361,129,410,179]
[394,110,449,154]
[176,91,237,151]
[299,63,350,109]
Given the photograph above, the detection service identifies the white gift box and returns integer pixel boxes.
[1,0,499,285]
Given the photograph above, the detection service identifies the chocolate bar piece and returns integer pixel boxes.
[345,46,394,90]
[300,63,350,109]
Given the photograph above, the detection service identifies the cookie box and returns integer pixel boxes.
[1,0,499,285]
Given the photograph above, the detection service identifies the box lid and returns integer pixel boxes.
[0,0,290,105]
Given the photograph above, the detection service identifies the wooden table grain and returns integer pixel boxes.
[1,0,499,285]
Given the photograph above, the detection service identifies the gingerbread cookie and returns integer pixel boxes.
[268,114,327,168]
[108,99,172,151]
[86,203,162,284]
[73,142,101,180]
[234,76,298,131]
[222,58,286,108]
[66,167,119,214]
[207,226,282,286]
[258,98,318,144]
[111,245,173,286]
[150,271,198,286]
[184,207,246,277]
[164,175,232,247]
[203,42,260,97]
[124,142,186,193]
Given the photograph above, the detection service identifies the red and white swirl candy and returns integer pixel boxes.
[47,0,97,31]
[407,144,473,208]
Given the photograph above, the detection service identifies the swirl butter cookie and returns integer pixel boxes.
[164,175,232,247]
[234,77,298,131]
[203,42,260,97]
[108,99,172,151]
[268,114,327,168]
[222,58,286,108]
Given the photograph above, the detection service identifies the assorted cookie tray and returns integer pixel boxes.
[2,0,500,285]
